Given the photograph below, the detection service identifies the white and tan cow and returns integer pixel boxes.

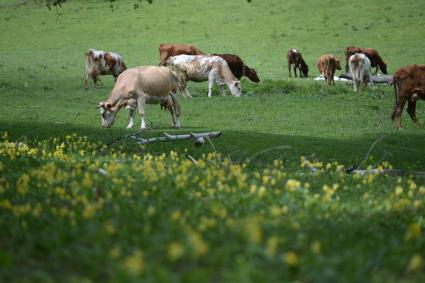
[84,48,127,90]
[349,53,373,92]
[166,55,242,98]
[98,66,181,130]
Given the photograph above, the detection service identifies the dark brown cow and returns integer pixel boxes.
[287,48,309,77]
[316,54,341,85]
[391,64,425,129]
[84,48,127,90]
[344,46,387,74]
[159,44,204,66]
[212,53,260,83]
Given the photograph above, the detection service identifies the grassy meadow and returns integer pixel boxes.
[0,0,425,282]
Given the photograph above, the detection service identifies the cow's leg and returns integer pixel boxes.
[84,71,90,90]
[407,98,420,126]
[126,106,136,129]
[353,78,358,92]
[395,97,407,129]
[137,96,147,130]
[294,65,298,78]
[288,64,292,78]
[93,73,101,87]
[171,93,181,129]
[180,79,192,98]
[208,70,219,97]
[170,92,181,128]
[368,73,374,87]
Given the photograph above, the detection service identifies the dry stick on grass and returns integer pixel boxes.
[341,136,425,177]
[106,131,222,147]
[346,135,386,173]
[187,154,198,166]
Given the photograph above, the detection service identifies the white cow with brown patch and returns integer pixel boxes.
[166,55,242,98]
[98,66,181,130]
[84,48,127,90]
[349,53,373,92]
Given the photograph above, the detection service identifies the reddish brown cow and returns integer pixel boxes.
[212,53,260,83]
[159,44,204,66]
[391,64,425,129]
[287,48,309,78]
[344,46,387,74]
[316,54,341,85]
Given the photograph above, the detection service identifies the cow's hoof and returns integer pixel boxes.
[126,125,134,129]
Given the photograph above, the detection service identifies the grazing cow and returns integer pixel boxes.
[166,55,242,98]
[316,54,341,85]
[159,43,204,66]
[286,48,309,78]
[212,53,260,83]
[391,64,425,129]
[344,46,387,74]
[84,48,127,90]
[97,66,181,130]
[349,53,373,92]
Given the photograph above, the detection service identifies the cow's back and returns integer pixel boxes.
[159,44,204,65]
[115,66,174,98]
[394,64,425,90]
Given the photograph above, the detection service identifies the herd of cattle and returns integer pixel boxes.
[84,44,424,130]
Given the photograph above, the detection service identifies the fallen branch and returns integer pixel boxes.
[346,135,386,173]
[131,131,222,146]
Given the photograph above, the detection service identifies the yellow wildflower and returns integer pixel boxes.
[283,251,299,267]
[123,250,144,275]
[311,241,321,254]
[405,223,422,241]
[168,242,184,261]
[286,179,301,191]
[407,254,423,273]
[266,236,279,257]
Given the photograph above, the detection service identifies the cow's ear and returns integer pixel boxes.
[234,81,241,88]
[96,102,105,109]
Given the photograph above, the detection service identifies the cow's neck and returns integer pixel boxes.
[106,96,128,112]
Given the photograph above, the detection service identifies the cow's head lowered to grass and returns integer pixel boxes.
[98,102,118,128]
[228,81,242,97]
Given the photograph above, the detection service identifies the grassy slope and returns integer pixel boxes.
[0,1,425,282]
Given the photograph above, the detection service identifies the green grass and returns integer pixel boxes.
[0,0,425,282]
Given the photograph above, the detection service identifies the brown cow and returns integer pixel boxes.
[316,54,341,85]
[391,64,425,129]
[287,48,309,78]
[159,44,204,66]
[84,48,127,90]
[212,53,260,83]
[344,46,387,74]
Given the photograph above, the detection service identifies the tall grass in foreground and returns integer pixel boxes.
[0,132,424,282]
